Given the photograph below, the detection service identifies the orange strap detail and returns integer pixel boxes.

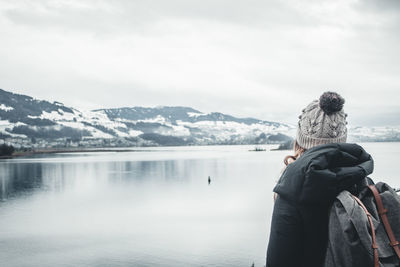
[352,195,380,267]
[368,185,400,259]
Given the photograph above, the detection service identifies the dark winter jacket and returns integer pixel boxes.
[266,143,374,267]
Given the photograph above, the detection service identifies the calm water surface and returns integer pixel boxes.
[0,143,398,267]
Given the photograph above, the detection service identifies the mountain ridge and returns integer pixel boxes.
[0,88,399,148]
[0,88,294,148]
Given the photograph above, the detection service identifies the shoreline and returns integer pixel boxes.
[1,141,398,159]
[0,145,276,159]
[0,148,147,159]
[0,144,283,159]
[0,143,286,159]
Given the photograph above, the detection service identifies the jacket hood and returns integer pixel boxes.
[273,143,374,205]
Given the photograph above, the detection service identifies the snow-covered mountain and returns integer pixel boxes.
[0,89,294,148]
[1,88,399,148]
[348,126,400,142]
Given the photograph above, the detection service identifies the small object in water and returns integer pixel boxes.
[208,176,211,185]
[249,146,266,152]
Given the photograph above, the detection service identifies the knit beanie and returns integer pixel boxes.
[296,91,347,149]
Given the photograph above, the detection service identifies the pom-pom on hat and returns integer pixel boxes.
[296,91,347,149]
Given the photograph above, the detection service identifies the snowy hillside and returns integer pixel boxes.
[0,89,294,148]
[1,88,399,149]
[348,126,400,142]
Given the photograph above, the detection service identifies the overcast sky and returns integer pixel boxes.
[0,0,399,126]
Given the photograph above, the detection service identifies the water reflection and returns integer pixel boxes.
[0,146,279,267]
[0,157,225,201]
[0,163,44,200]
[0,144,398,267]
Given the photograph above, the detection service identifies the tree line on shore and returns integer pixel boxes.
[0,144,15,156]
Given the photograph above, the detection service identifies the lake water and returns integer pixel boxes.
[0,143,398,267]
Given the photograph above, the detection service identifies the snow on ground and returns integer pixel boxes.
[349,126,400,138]
[0,120,11,136]
[128,130,142,137]
[137,115,167,124]
[176,120,294,139]
[0,120,11,126]
[187,112,206,117]
[0,120,28,138]
[0,102,301,143]
[36,110,76,121]
[169,124,191,136]
[0,104,14,111]
[55,121,113,139]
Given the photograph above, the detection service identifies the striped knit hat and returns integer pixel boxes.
[296,92,347,149]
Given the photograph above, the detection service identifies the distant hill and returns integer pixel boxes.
[0,88,294,148]
[96,106,282,126]
[0,88,399,149]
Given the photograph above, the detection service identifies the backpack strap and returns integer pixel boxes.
[368,185,400,259]
[352,195,379,267]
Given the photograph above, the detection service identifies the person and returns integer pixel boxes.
[266,92,374,267]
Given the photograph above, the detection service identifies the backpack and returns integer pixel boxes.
[324,180,400,267]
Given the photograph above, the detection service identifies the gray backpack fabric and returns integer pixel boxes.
[324,182,400,267]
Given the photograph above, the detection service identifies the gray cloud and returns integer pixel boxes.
[2,0,312,33]
[0,0,399,126]
[359,0,400,12]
